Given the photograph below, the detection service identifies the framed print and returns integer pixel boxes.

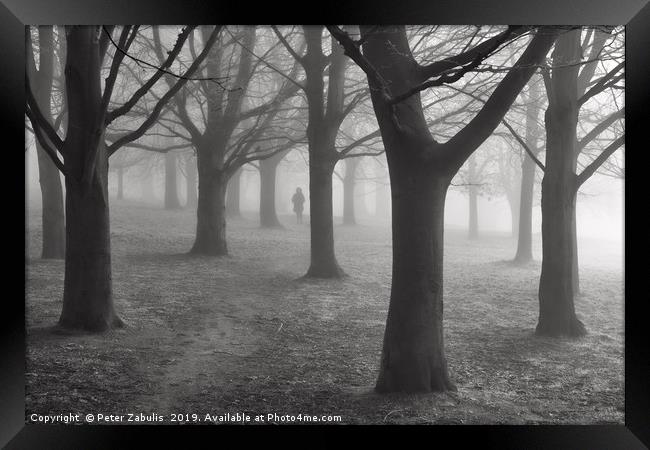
[2,0,648,447]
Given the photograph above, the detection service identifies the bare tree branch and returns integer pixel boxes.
[576,134,624,187]
[271,26,305,63]
[106,26,196,124]
[577,61,624,106]
[107,26,222,155]
[500,119,545,171]
[228,27,305,92]
[416,26,526,80]
[25,75,65,152]
[578,107,624,150]
[100,26,137,118]
[25,107,67,175]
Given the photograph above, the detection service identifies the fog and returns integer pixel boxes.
[26,142,623,243]
[24,24,625,426]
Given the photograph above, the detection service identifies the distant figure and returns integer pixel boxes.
[291,187,305,224]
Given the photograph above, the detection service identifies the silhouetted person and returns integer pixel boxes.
[292,187,305,224]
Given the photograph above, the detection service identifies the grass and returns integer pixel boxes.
[25,199,623,425]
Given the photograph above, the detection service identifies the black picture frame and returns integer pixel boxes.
[2,0,648,447]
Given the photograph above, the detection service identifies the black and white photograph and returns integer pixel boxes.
[2,0,649,445]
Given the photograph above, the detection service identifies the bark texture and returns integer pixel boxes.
[60,145,122,331]
[302,26,346,278]
[376,160,456,392]
[259,153,283,228]
[190,147,228,255]
[58,26,122,331]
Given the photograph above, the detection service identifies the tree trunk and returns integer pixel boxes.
[302,26,345,278]
[537,179,584,336]
[306,156,344,277]
[505,180,520,239]
[57,26,122,331]
[35,139,66,259]
[276,167,289,213]
[467,155,479,239]
[226,168,241,218]
[343,176,355,225]
[116,166,124,200]
[536,29,585,337]
[360,28,456,391]
[32,26,65,259]
[376,161,455,393]
[259,156,282,228]
[514,75,543,263]
[572,211,580,295]
[514,155,536,263]
[342,158,357,225]
[468,184,479,239]
[509,195,519,239]
[141,172,156,202]
[358,178,371,218]
[59,149,122,331]
[190,161,227,256]
[164,151,181,209]
[185,153,197,208]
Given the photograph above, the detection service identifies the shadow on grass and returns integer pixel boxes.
[339,385,464,423]
[456,325,589,364]
[27,323,132,340]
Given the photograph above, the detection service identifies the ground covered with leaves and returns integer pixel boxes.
[25,200,624,425]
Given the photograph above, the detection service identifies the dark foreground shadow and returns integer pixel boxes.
[27,323,131,339]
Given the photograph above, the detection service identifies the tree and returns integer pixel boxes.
[330,25,559,392]
[446,75,546,258]
[355,166,373,220]
[536,27,624,337]
[273,26,381,278]
[258,148,293,228]
[467,156,481,239]
[283,26,348,276]
[513,76,545,262]
[108,148,149,201]
[164,151,182,209]
[26,25,219,331]
[340,157,360,225]
[26,26,66,259]
[183,151,198,208]
[493,138,522,239]
[151,26,301,255]
[226,168,242,218]
[452,149,497,240]
[335,110,386,226]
